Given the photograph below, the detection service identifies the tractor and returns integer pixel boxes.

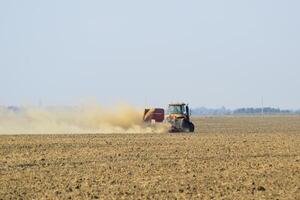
[143,103,195,133]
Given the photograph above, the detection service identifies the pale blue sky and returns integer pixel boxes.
[0,0,299,109]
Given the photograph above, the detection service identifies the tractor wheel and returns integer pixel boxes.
[180,119,191,132]
[189,122,195,133]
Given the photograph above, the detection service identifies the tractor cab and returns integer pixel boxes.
[166,103,190,120]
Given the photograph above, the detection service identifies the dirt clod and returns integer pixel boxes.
[257,186,266,191]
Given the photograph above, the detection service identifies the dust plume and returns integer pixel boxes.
[0,104,168,135]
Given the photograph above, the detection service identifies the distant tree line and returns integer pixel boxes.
[192,107,299,115]
[233,107,291,114]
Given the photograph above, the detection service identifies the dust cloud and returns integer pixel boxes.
[0,104,167,135]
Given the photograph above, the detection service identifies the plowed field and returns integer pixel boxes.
[1,116,300,199]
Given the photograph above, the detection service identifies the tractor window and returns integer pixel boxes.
[183,107,187,115]
[167,105,183,114]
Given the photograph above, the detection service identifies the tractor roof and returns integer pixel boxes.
[168,103,186,106]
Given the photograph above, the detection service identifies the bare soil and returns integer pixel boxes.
[0,116,300,199]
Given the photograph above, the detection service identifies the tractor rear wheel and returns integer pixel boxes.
[179,119,191,132]
[189,122,195,132]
